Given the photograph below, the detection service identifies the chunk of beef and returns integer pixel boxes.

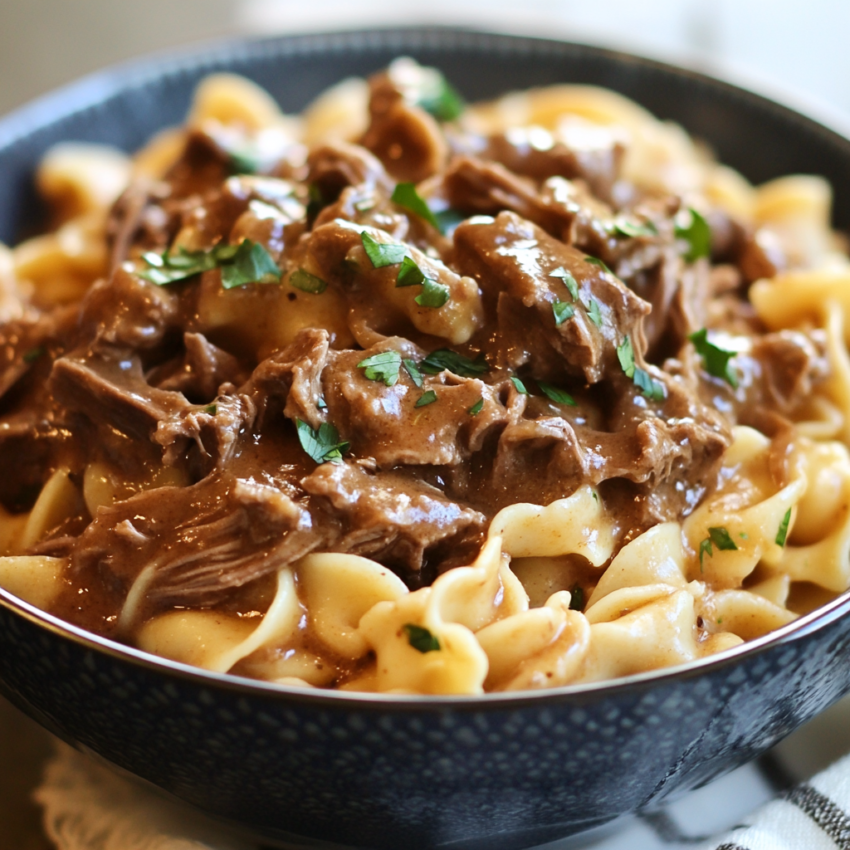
[301,460,485,581]
[306,141,394,204]
[750,330,829,412]
[68,470,325,615]
[319,339,509,468]
[454,211,651,383]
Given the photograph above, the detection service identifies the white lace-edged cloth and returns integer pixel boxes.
[33,742,850,850]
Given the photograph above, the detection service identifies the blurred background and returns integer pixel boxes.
[1,0,850,129]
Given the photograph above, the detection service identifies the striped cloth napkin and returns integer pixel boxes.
[32,736,850,850]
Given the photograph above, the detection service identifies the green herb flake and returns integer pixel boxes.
[699,537,713,571]
[306,183,327,221]
[586,298,603,328]
[403,623,441,653]
[552,300,575,327]
[708,526,738,551]
[415,390,438,408]
[549,267,580,301]
[434,208,465,235]
[617,336,636,379]
[569,585,585,611]
[317,397,327,410]
[675,208,712,262]
[203,404,217,415]
[538,382,577,406]
[357,350,402,387]
[689,328,738,388]
[22,347,44,364]
[402,358,424,388]
[584,256,612,274]
[421,349,488,378]
[634,367,666,402]
[391,182,441,230]
[776,508,792,547]
[295,419,350,465]
[610,217,658,239]
[396,255,425,287]
[414,277,450,308]
[228,145,263,175]
[415,71,465,122]
[468,397,484,416]
[360,231,407,268]
[220,240,283,289]
[289,268,328,294]
[511,376,530,395]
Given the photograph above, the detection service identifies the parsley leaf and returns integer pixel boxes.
[295,420,349,465]
[415,72,465,122]
[538,382,576,406]
[403,623,441,653]
[585,256,612,274]
[396,255,425,287]
[357,350,402,387]
[675,208,712,262]
[617,336,636,379]
[699,537,713,571]
[220,240,283,289]
[689,329,738,388]
[140,241,281,289]
[709,526,738,551]
[511,376,530,395]
[402,358,424,388]
[776,508,792,547]
[552,300,575,326]
[634,367,666,402]
[468,397,484,416]
[610,216,657,238]
[289,268,328,294]
[549,267,580,301]
[421,349,488,378]
[228,144,263,175]
[415,277,450,308]
[203,404,217,415]
[360,231,407,268]
[23,347,44,364]
[569,585,584,611]
[586,298,603,328]
[306,183,328,222]
[434,208,465,235]
[415,390,438,407]
[317,397,327,410]
[391,182,441,230]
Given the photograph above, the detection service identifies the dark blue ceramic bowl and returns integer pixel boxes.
[2,28,850,850]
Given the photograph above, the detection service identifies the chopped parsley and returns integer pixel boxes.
[228,144,263,175]
[415,277,450,308]
[295,420,349,465]
[610,217,657,239]
[414,71,465,122]
[357,350,402,387]
[403,623,441,653]
[549,267,580,301]
[569,585,585,611]
[538,382,576,406]
[402,358,424,388]
[699,525,739,570]
[467,397,484,416]
[203,404,217,415]
[584,256,612,274]
[317,397,327,410]
[306,183,328,222]
[776,508,792,547]
[360,231,407,268]
[675,208,712,262]
[434,208,465,235]
[586,298,603,328]
[552,300,575,326]
[391,182,441,231]
[421,349,488,378]
[139,240,281,289]
[415,390,438,407]
[22,347,44,363]
[289,268,328,294]
[689,328,738,388]
[617,335,665,401]
[396,255,425,287]
[511,376,530,395]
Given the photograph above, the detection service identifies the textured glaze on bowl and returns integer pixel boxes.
[2,27,850,850]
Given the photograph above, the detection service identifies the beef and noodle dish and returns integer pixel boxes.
[0,60,847,694]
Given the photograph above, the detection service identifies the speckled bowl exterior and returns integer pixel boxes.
[2,28,850,850]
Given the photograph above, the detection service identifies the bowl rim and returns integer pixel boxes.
[1,25,849,709]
